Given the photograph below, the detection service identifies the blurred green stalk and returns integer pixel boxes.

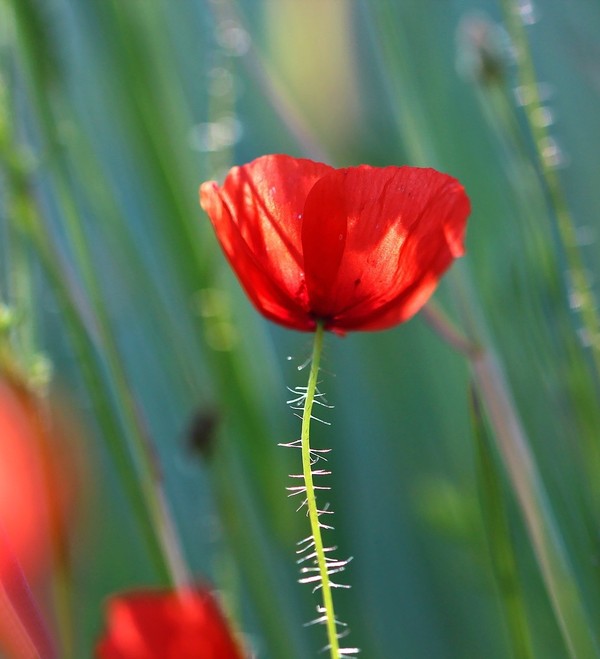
[464,12,600,537]
[451,269,599,658]
[500,0,600,379]
[427,289,599,657]
[472,346,597,657]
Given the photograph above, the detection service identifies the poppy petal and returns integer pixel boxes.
[300,171,349,317]
[200,154,333,329]
[335,224,461,330]
[200,181,309,329]
[302,166,469,330]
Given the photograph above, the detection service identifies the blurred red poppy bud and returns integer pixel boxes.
[200,154,470,334]
[96,586,245,659]
[0,377,85,657]
[0,378,82,579]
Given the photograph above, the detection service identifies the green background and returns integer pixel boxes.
[2,0,600,657]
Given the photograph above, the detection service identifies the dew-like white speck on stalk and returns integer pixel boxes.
[216,19,251,56]
[513,82,553,107]
[532,106,554,128]
[188,117,242,152]
[540,136,568,169]
[577,326,595,349]
[575,226,596,247]
[517,0,538,25]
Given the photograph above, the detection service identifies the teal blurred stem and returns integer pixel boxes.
[211,447,310,659]
[4,2,188,591]
[466,40,600,537]
[471,347,597,658]
[471,383,535,659]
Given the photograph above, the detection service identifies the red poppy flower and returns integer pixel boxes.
[200,154,470,333]
[96,587,245,659]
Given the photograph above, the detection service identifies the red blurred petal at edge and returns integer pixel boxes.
[96,587,244,659]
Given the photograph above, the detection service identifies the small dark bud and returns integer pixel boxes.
[186,407,220,460]
[457,14,508,87]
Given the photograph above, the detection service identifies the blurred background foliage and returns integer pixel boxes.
[1,0,600,657]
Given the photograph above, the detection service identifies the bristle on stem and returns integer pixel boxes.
[280,322,355,658]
